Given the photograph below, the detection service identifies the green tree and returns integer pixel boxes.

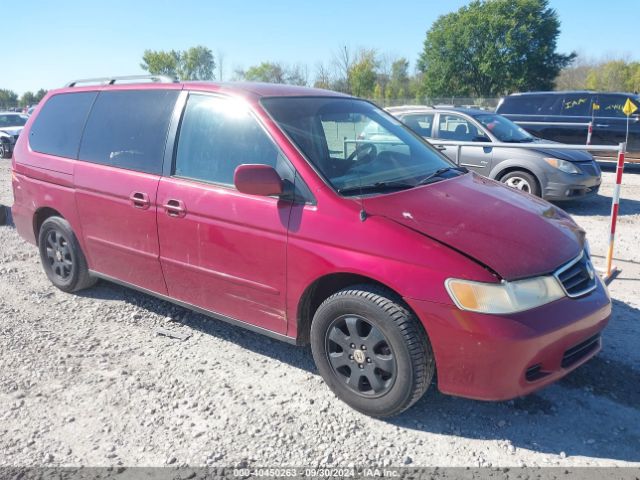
[0,89,18,110]
[373,83,384,103]
[349,49,378,98]
[417,0,574,97]
[585,60,630,92]
[20,91,37,108]
[179,46,215,81]
[141,46,215,80]
[35,89,48,103]
[383,57,411,100]
[243,62,286,83]
[241,62,308,85]
[141,49,181,78]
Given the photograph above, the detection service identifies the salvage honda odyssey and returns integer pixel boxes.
[12,77,611,417]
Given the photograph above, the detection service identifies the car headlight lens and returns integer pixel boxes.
[544,157,580,174]
[445,276,565,314]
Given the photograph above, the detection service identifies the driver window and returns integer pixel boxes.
[438,114,479,141]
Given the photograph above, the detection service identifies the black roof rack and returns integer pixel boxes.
[65,75,177,88]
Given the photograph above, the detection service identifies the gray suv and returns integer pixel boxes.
[377,106,601,201]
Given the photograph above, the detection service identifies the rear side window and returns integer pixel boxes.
[561,94,592,116]
[498,95,560,115]
[79,90,178,174]
[437,114,479,141]
[596,95,627,118]
[402,114,435,137]
[29,92,97,159]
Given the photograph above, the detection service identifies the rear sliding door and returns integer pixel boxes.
[74,88,180,294]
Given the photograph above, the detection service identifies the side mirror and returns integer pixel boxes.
[234,164,283,197]
[472,135,491,142]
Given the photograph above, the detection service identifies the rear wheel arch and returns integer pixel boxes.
[33,207,65,245]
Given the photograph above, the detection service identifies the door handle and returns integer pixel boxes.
[433,145,446,150]
[129,191,150,209]
[595,124,609,128]
[163,199,186,217]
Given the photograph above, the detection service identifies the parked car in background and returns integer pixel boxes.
[496,91,640,152]
[379,106,601,201]
[0,112,28,158]
[12,78,610,417]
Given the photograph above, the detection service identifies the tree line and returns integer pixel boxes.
[140,0,581,102]
[0,88,47,110]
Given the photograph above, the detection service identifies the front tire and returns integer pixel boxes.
[310,285,434,418]
[500,170,540,197]
[38,217,96,292]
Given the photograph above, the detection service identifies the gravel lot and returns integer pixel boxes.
[1,158,639,468]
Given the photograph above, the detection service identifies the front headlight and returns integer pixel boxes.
[544,157,580,174]
[445,276,565,314]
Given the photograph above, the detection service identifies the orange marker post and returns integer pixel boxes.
[604,142,626,280]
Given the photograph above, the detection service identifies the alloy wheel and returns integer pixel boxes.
[325,314,397,397]
[505,176,531,192]
[44,229,73,280]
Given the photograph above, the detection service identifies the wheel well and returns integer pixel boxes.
[33,207,63,245]
[296,273,405,345]
[496,166,540,190]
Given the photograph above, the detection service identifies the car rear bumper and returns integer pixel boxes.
[405,278,611,401]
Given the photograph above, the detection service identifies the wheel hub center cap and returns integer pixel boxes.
[55,250,63,261]
[353,349,366,364]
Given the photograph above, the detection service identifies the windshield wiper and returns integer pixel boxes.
[338,181,415,196]
[416,166,467,186]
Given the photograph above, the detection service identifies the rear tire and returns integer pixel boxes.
[500,170,540,197]
[310,285,434,418]
[0,205,6,225]
[38,217,96,292]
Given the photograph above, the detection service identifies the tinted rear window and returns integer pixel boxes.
[498,95,560,115]
[29,92,97,159]
[79,90,178,174]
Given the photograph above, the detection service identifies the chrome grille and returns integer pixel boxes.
[554,251,597,298]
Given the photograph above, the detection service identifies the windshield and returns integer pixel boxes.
[0,114,27,128]
[261,97,458,194]
[473,113,533,143]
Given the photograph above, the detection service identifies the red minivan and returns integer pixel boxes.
[12,77,611,417]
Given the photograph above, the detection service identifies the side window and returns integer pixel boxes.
[29,92,98,159]
[174,94,280,186]
[437,114,479,141]
[597,95,627,118]
[79,90,178,175]
[499,95,560,115]
[561,94,592,116]
[402,114,434,137]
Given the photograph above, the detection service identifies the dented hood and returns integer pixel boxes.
[363,173,584,280]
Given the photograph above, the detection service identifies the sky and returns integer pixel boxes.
[5,0,639,95]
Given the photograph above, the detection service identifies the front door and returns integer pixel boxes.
[434,113,492,175]
[157,94,292,334]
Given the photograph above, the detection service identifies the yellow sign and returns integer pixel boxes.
[592,102,600,110]
[623,98,638,116]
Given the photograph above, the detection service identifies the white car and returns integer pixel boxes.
[0,112,28,158]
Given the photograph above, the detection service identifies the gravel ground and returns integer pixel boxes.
[1,158,639,468]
